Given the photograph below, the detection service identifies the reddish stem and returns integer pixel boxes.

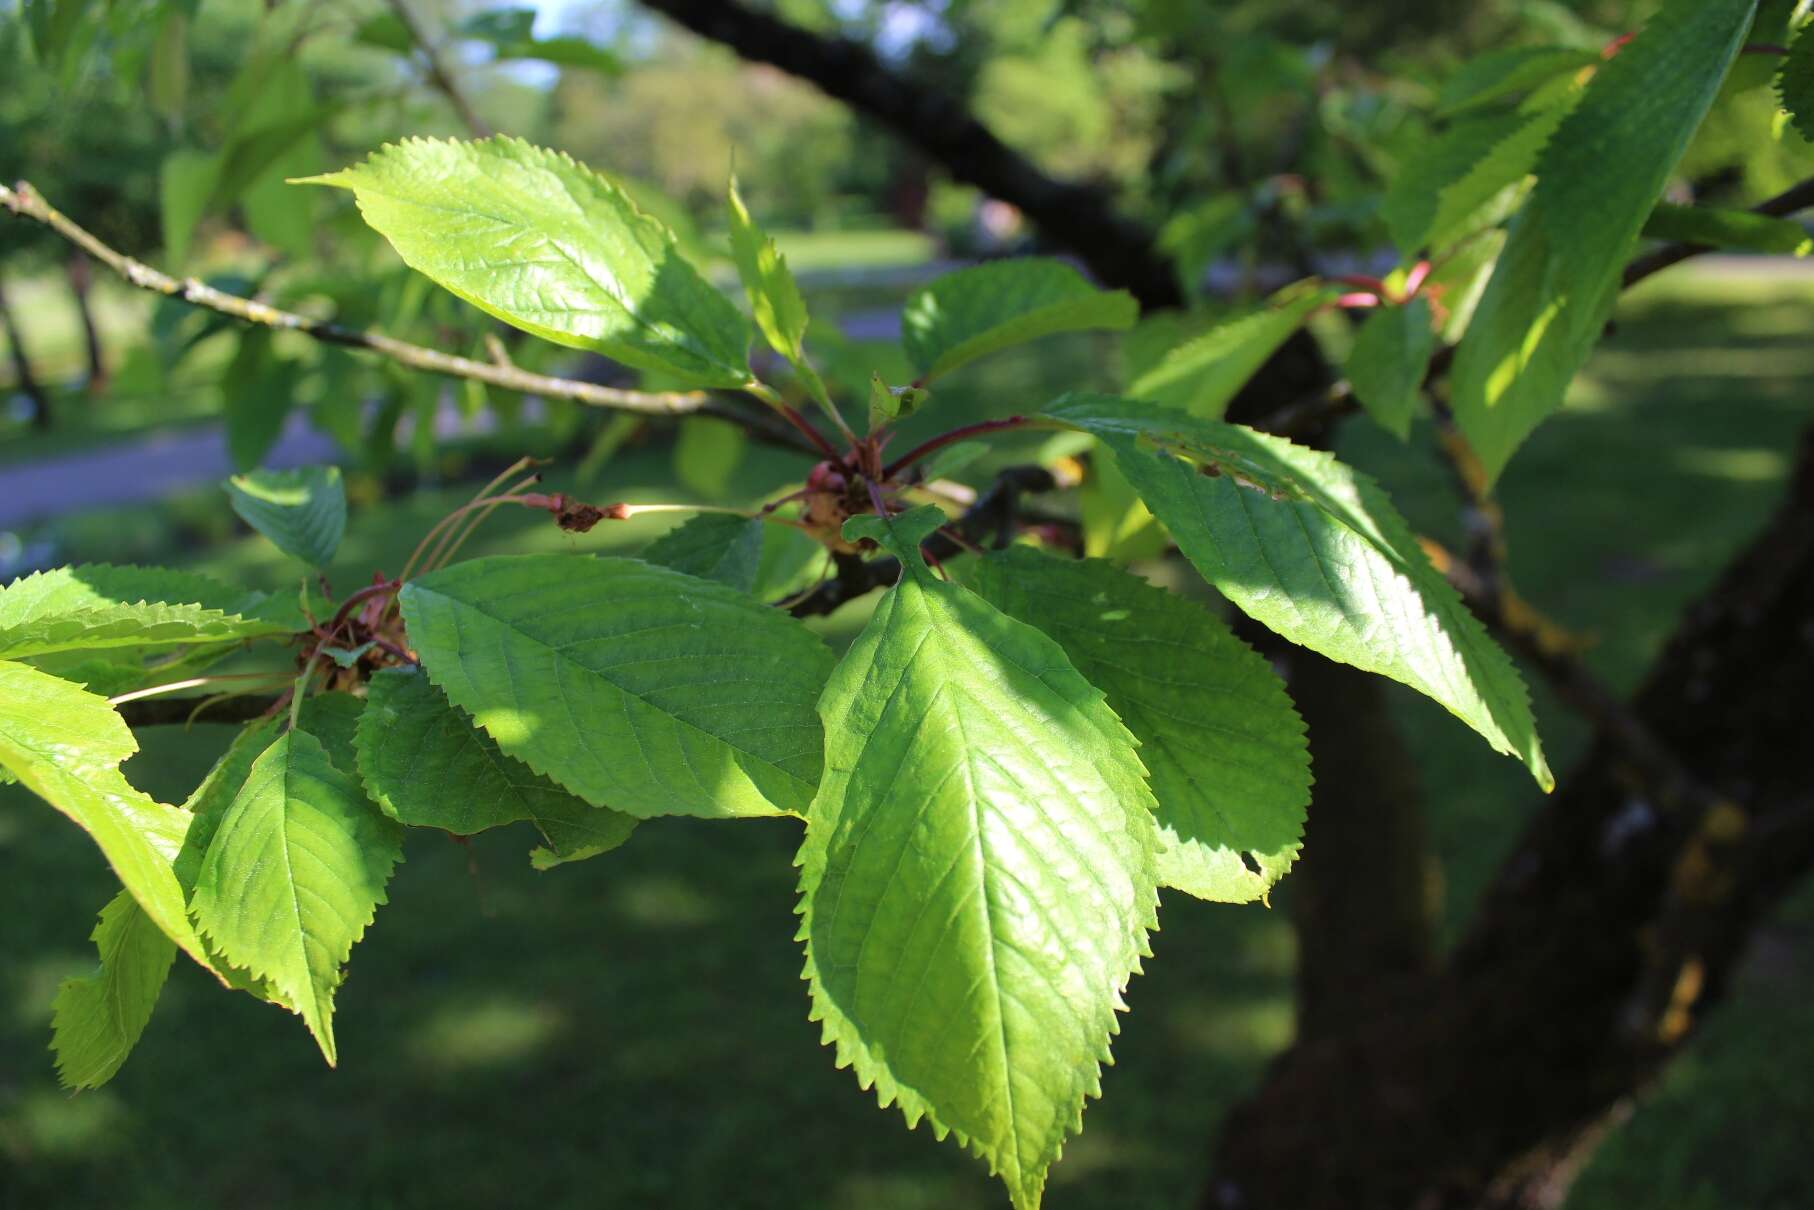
[1742,43,1790,56]
[883,416,1031,479]
[776,402,844,461]
[326,578,401,638]
[1329,273,1389,294]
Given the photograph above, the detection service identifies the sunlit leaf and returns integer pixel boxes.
[800,505,1159,1210]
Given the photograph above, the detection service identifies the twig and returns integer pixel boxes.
[386,0,493,138]
[0,181,709,416]
[788,465,1056,617]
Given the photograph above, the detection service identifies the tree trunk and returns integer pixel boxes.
[1282,654,1438,1041]
[1205,428,1814,1210]
[67,252,107,394]
[0,273,52,430]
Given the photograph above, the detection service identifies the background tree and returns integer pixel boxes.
[3,2,1813,1208]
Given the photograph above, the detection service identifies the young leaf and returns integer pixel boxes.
[0,661,210,967]
[159,147,219,267]
[1433,46,1599,117]
[1381,104,1572,257]
[1126,283,1332,418]
[0,563,287,660]
[726,175,829,407]
[50,890,177,1090]
[400,555,835,819]
[171,719,299,1008]
[961,548,1310,903]
[1780,23,1814,143]
[901,258,1137,383]
[296,137,753,387]
[1347,296,1436,439]
[1043,394,1551,789]
[799,505,1160,1210]
[223,466,348,567]
[1079,449,1167,563]
[357,666,639,863]
[641,512,766,595]
[188,729,403,1066]
[1641,203,1813,257]
[1450,0,1755,483]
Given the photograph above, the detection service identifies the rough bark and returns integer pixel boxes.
[1281,654,1438,1041]
[1206,428,1814,1210]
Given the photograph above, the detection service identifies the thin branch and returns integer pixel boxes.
[116,693,282,728]
[386,0,493,138]
[0,180,709,417]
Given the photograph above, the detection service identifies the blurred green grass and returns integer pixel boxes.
[1,265,1811,1209]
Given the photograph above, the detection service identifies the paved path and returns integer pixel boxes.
[0,414,339,529]
[0,308,907,532]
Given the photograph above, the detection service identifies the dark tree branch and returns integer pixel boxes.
[116,693,282,729]
[1208,426,1814,1210]
[634,0,1184,311]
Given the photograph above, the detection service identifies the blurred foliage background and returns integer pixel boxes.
[2,0,1811,1206]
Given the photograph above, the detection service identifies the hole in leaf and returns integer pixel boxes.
[1240,851,1263,876]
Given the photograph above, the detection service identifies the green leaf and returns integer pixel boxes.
[492,34,623,76]
[0,564,287,660]
[672,416,748,498]
[159,148,220,268]
[960,548,1309,903]
[352,12,411,52]
[1642,202,1813,257]
[170,719,301,1009]
[641,513,766,595]
[1346,296,1436,439]
[222,329,301,472]
[296,137,753,387]
[726,175,827,407]
[1078,448,1167,562]
[1434,46,1598,117]
[901,258,1137,383]
[400,554,836,819]
[1451,0,1754,483]
[867,373,928,429]
[147,8,189,121]
[1780,23,1814,143]
[357,666,639,863]
[1381,103,1573,257]
[800,506,1159,1210]
[50,890,176,1090]
[223,466,348,567]
[1043,394,1551,789]
[188,729,402,1066]
[0,662,210,967]
[1126,283,1331,418]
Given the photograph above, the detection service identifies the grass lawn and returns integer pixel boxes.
[1,266,1811,1209]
